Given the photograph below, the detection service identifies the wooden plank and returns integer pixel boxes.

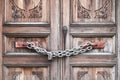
[70,23,116,27]
[70,26,116,34]
[63,0,70,80]
[3,56,51,66]
[117,0,120,80]
[4,22,50,27]
[70,55,117,63]
[3,27,50,34]
[0,0,3,79]
[50,0,61,80]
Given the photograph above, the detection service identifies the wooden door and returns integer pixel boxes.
[62,0,117,80]
[2,0,62,80]
[0,0,119,80]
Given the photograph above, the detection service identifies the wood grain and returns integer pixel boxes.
[5,0,50,23]
[4,37,48,53]
[71,67,114,80]
[71,0,115,23]
[1,0,118,80]
[4,67,49,80]
[72,37,115,53]
[117,0,120,80]
[0,0,3,79]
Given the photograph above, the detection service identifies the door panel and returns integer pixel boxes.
[5,0,50,23]
[4,67,49,80]
[71,0,115,23]
[72,36,115,54]
[71,66,115,80]
[3,0,61,80]
[4,36,49,54]
[64,0,117,80]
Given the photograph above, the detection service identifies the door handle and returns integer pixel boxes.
[63,26,67,49]
[15,41,105,60]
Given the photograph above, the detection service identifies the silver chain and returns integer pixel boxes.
[26,42,93,60]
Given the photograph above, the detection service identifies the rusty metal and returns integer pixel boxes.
[90,42,105,49]
[80,41,105,49]
[15,41,39,48]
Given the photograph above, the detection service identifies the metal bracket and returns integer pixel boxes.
[81,42,105,49]
[15,41,39,48]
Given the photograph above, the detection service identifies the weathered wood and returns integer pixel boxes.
[72,37,115,53]
[70,26,116,34]
[63,0,70,80]
[71,0,115,23]
[4,22,50,27]
[4,37,48,53]
[3,56,51,65]
[0,0,3,79]
[3,27,50,34]
[117,0,120,80]
[1,0,119,80]
[50,0,61,80]
[4,67,49,80]
[65,0,117,80]
[5,0,50,23]
[3,0,52,80]
[71,67,115,80]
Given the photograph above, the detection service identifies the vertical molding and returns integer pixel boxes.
[117,0,120,80]
[63,0,70,80]
[50,0,61,80]
[0,0,3,79]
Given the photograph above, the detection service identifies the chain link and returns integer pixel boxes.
[26,42,93,60]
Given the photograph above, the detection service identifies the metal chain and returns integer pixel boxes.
[26,42,93,60]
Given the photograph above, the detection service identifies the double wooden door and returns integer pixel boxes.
[1,0,118,80]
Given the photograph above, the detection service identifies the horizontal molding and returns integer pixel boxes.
[70,22,116,27]
[70,33,116,37]
[3,22,50,27]
[70,61,117,67]
[70,26,116,36]
[3,33,50,37]
[3,63,51,67]
[3,26,50,36]
[4,52,40,56]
